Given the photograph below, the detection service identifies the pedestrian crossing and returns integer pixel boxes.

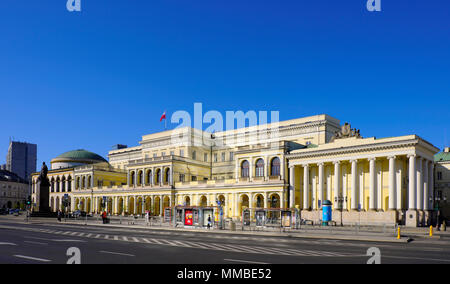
[0,224,354,258]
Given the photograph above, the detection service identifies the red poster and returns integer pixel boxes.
[185,210,193,226]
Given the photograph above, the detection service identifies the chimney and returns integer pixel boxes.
[445,147,450,153]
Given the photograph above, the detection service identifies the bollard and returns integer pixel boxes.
[397,227,401,239]
[429,225,433,237]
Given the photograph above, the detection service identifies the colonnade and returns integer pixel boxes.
[289,155,434,212]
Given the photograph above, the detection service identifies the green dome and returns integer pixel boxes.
[55,149,107,163]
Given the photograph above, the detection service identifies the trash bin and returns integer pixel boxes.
[322,200,332,226]
[230,221,236,231]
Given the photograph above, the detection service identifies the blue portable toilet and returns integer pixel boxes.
[322,200,332,226]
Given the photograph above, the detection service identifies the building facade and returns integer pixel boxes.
[6,141,37,181]
[31,114,447,227]
[0,169,29,209]
[435,147,450,219]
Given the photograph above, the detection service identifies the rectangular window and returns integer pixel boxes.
[179,174,185,182]
[170,151,174,156]
[180,149,184,157]
[214,153,218,162]
[221,152,225,162]
[191,176,197,181]
[162,152,166,156]
[437,172,443,180]
[204,153,208,162]
[230,152,234,161]
[153,153,157,158]
[192,151,196,160]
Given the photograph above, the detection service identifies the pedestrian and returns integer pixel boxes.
[57,210,62,222]
[207,215,212,230]
[102,211,107,224]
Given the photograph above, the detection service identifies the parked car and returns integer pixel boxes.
[0,208,7,215]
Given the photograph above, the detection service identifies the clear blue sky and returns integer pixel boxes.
[1,0,449,169]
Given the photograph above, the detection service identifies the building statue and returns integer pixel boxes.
[330,122,362,142]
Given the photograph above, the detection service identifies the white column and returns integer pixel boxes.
[334,161,340,209]
[151,167,155,186]
[369,158,376,211]
[351,159,358,210]
[303,164,310,210]
[423,160,429,211]
[388,156,396,210]
[326,166,331,202]
[416,157,423,211]
[428,162,434,210]
[318,163,324,207]
[408,154,416,210]
[342,165,348,210]
[289,166,295,208]
[133,196,137,215]
[160,195,163,216]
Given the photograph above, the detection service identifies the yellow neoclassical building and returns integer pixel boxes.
[32,114,445,227]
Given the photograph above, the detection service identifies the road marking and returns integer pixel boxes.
[122,236,129,241]
[224,259,269,264]
[13,255,52,262]
[0,242,17,246]
[132,237,140,242]
[104,235,110,240]
[24,241,47,245]
[99,251,135,257]
[114,236,119,241]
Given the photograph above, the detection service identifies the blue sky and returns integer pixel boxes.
[0,0,449,168]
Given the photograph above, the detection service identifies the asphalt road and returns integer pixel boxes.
[0,219,449,264]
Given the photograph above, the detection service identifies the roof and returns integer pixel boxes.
[0,169,28,184]
[435,151,450,162]
[54,149,107,163]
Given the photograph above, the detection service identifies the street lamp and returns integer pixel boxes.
[430,194,447,230]
[334,195,347,227]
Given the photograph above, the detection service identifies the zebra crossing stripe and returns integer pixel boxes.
[147,238,165,245]
[70,232,78,235]
[94,234,101,238]
[114,236,119,241]
[168,240,193,248]
[132,237,140,242]
[122,236,129,241]
[86,233,92,238]
[105,235,110,240]
[77,233,85,237]
[234,245,282,255]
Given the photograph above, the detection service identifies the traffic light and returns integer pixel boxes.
[26,197,31,206]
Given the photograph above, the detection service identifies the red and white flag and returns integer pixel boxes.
[160,111,166,122]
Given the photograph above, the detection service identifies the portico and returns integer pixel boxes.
[287,132,439,227]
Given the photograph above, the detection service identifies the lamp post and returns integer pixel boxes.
[335,195,347,227]
[430,194,447,230]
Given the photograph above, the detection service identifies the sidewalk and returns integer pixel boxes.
[3,214,449,244]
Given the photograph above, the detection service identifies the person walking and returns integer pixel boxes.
[207,215,212,230]
[102,211,107,224]
[57,210,62,222]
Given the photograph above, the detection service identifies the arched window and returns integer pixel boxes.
[82,177,86,189]
[67,177,72,192]
[165,168,170,183]
[61,177,66,192]
[241,160,249,178]
[271,157,281,176]
[130,172,135,186]
[255,159,264,177]
[147,170,152,185]
[138,171,143,186]
[56,178,60,192]
[156,169,161,184]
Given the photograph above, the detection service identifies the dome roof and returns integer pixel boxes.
[54,149,107,163]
